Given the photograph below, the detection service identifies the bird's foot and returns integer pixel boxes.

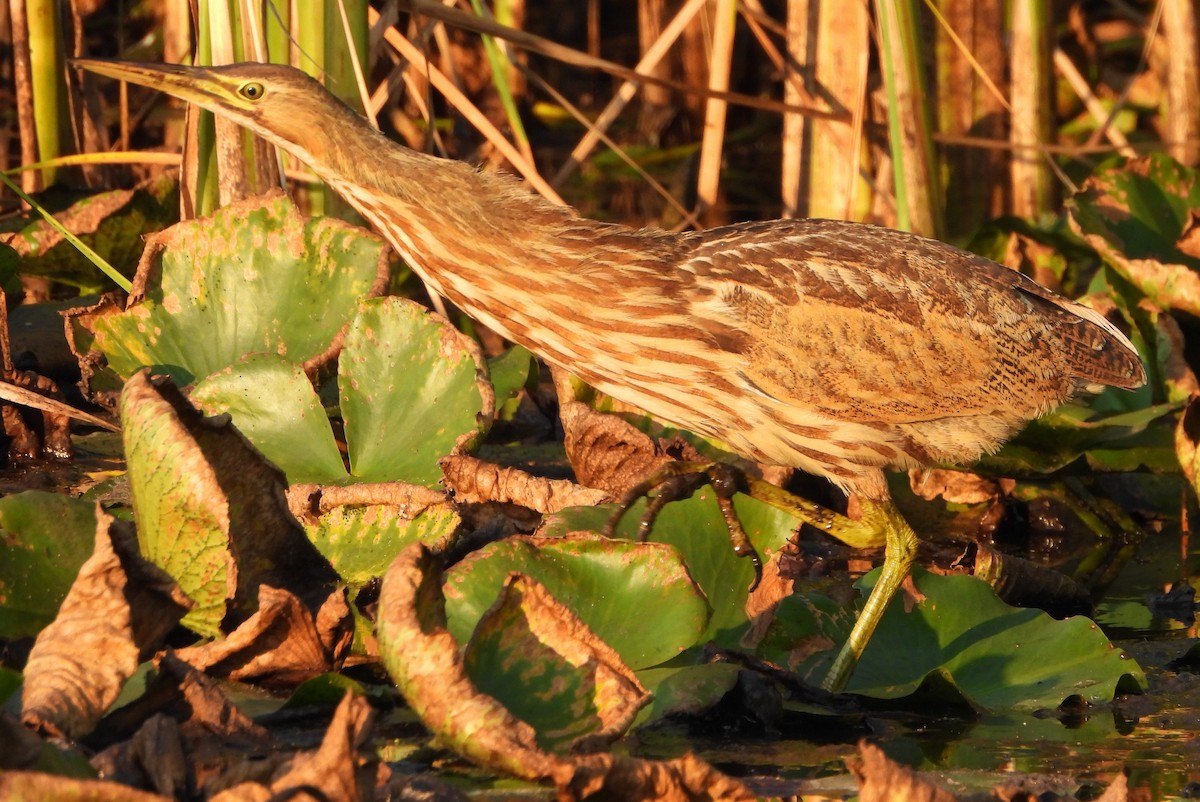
[603,461,763,592]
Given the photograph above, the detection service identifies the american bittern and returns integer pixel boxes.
[75,59,1146,692]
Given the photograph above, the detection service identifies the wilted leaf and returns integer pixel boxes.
[340,296,492,485]
[175,586,351,689]
[444,534,710,670]
[90,714,187,798]
[0,492,100,639]
[440,454,610,513]
[377,543,564,780]
[120,371,339,636]
[0,772,173,802]
[94,192,388,385]
[464,574,651,752]
[1175,394,1200,492]
[210,692,374,802]
[99,653,273,794]
[1070,153,1200,316]
[21,507,191,739]
[558,399,680,496]
[850,740,957,802]
[552,752,756,802]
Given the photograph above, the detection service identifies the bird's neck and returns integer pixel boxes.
[314,134,653,336]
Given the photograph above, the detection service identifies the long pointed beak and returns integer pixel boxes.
[72,58,229,112]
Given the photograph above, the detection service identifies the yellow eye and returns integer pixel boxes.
[239,82,265,100]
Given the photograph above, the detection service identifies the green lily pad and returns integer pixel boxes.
[193,297,490,488]
[94,193,387,385]
[539,489,799,646]
[463,574,651,752]
[191,354,346,484]
[444,534,710,670]
[340,297,490,485]
[0,492,98,639]
[306,502,460,588]
[488,345,534,418]
[797,569,1145,711]
[633,661,742,728]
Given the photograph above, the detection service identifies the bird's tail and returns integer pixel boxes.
[1055,297,1146,392]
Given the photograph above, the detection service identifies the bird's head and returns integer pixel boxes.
[73,59,366,167]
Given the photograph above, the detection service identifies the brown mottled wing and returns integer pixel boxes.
[681,219,1143,427]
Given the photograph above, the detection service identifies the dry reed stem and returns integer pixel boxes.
[1053,47,1137,158]
[371,5,564,206]
[696,0,737,220]
[551,0,709,188]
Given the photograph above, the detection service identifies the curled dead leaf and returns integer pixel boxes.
[909,468,1007,505]
[210,692,375,802]
[175,586,351,689]
[850,740,958,802]
[21,506,191,739]
[1175,394,1200,490]
[377,543,564,781]
[440,454,610,513]
[466,574,651,752]
[553,752,757,802]
[286,481,447,526]
[0,771,173,802]
[559,400,682,496]
[90,714,188,798]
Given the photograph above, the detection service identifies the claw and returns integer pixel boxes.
[603,461,764,591]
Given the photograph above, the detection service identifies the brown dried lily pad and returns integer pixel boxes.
[552,752,757,802]
[21,506,191,740]
[440,453,611,513]
[0,771,173,802]
[175,585,352,690]
[90,714,188,798]
[98,652,274,795]
[209,692,375,802]
[377,542,565,781]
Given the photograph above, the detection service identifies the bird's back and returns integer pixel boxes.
[651,219,1145,483]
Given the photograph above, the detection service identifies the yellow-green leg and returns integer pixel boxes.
[744,480,919,692]
[818,499,918,692]
[607,466,920,693]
